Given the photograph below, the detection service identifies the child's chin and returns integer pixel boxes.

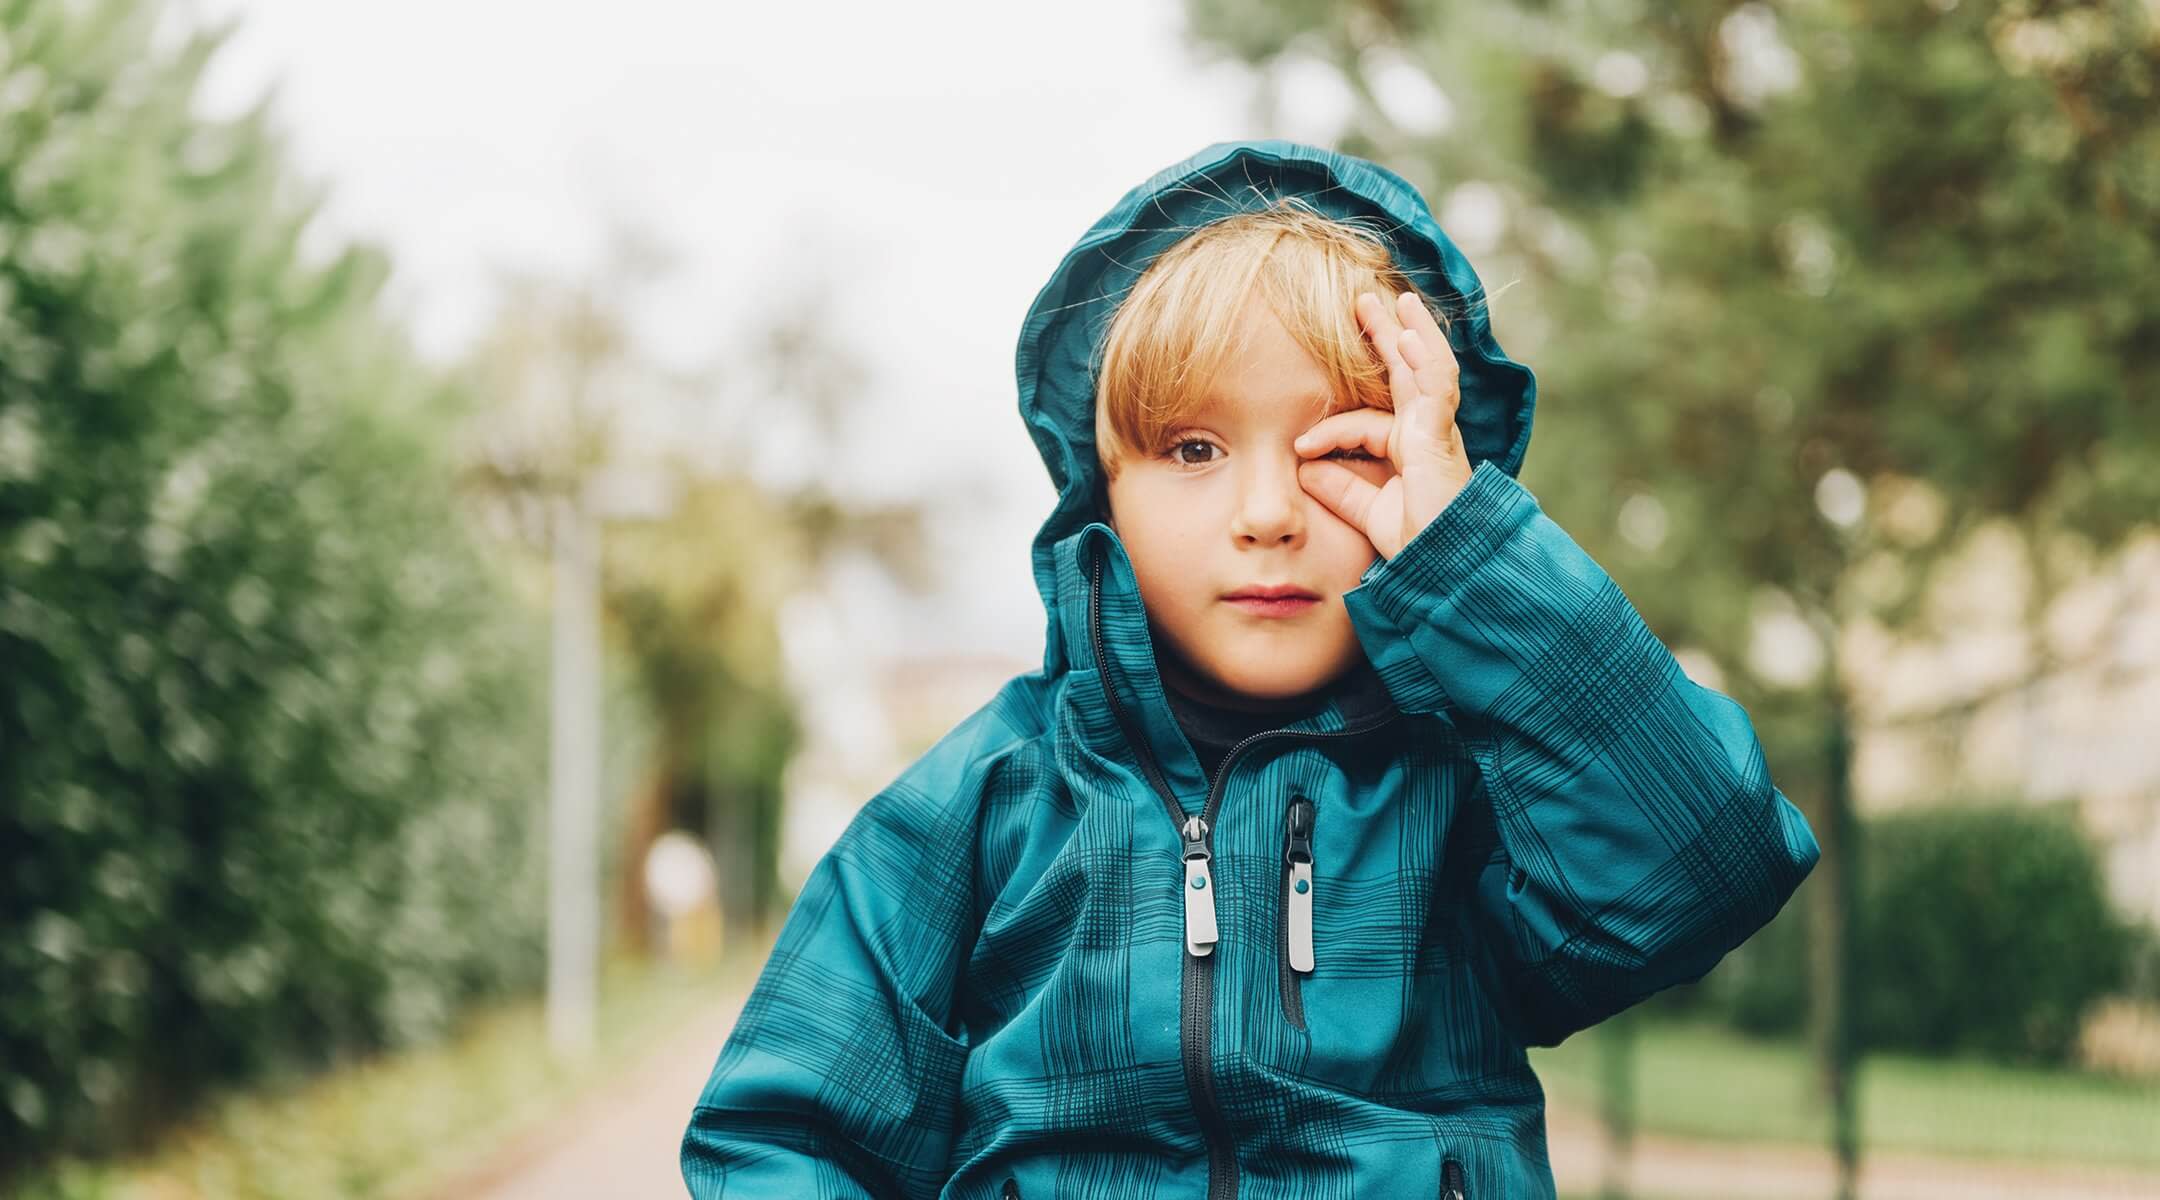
[1206,657,1343,702]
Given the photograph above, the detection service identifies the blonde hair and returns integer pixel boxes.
[1092,196,1447,481]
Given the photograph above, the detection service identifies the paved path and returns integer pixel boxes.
[428,985,748,1200]
[445,980,2160,1200]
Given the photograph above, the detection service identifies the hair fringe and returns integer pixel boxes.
[1091,198,1465,480]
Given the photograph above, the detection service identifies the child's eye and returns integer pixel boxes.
[1167,438,1220,466]
[1326,447,1379,462]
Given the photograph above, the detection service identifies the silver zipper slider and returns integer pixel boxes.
[1181,814,1218,957]
[1284,796,1314,973]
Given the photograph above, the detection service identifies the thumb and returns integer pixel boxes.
[1297,459,1383,538]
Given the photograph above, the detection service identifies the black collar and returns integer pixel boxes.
[1164,656,1397,746]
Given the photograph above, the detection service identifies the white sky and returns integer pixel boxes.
[176,0,1279,669]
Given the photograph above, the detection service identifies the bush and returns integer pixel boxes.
[1,0,546,1173]
[1859,802,2133,1062]
[1697,799,2134,1065]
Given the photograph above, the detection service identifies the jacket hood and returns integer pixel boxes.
[1015,140,1539,686]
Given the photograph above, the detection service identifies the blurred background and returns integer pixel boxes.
[1,0,2155,1197]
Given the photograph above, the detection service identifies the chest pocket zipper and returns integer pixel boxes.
[1440,1154,1467,1199]
[1000,1177,1021,1199]
[1280,794,1315,1028]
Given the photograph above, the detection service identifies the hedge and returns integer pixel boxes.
[2,0,546,1171]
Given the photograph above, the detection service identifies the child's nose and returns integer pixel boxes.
[1230,459,1306,544]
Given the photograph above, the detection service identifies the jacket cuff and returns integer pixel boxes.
[1341,459,1538,715]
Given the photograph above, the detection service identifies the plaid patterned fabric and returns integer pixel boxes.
[682,141,1820,1200]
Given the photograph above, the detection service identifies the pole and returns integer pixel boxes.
[547,496,601,1060]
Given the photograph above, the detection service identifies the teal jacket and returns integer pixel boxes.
[681,140,1820,1200]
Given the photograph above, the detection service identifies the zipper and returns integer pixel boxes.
[1440,1154,1467,1199]
[1182,812,1219,956]
[1087,544,1399,1200]
[1279,793,1315,1029]
[1001,1177,1021,1200]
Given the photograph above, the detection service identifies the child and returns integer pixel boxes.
[681,139,1820,1200]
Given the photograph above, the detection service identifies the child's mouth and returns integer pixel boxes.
[1224,596,1319,617]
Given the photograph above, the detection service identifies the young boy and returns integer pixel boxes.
[681,139,1820,1200]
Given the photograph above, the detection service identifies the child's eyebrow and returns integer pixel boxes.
[1192,390,1372,419]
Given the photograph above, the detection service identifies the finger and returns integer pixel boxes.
[1392,331,1451,446]
[1393,293,1462,432]
[1363,294,1428,418]
[1394,289,1458,371]
[1293,407,1394,460]
[1356,289,1404,338]
[1296,459,1384,533]
[1355,291,1408,375]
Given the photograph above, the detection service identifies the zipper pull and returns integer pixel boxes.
[1441,1155,1467,1200]
[1181,814,1218,957]
[1284,796,1314,973]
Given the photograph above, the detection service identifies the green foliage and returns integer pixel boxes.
[1700,801,2134,1064]
[1,0,546,1171]
[1859,802,2132,1062]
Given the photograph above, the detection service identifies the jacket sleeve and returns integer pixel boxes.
[680,749,983,1198]
[1342,459,1821,1048]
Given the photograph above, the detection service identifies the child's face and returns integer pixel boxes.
[1104,295,1397,710]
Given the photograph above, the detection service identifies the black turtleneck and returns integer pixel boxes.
[1163,658,1395,786]
[1165,685,1324,785]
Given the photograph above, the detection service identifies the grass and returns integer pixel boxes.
[1528,1013,2160,1168]
[16,936,764,1200]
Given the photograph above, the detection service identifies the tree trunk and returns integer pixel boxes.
[1809,677,1861,1200]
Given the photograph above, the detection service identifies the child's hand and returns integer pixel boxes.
[1293,290,1475,561]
